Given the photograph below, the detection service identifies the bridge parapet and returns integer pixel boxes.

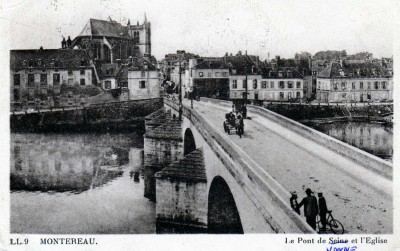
[163,97,314,233]
[247,105,392,180]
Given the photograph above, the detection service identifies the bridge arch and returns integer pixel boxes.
[183,128,196,155]
[207,176,243,234]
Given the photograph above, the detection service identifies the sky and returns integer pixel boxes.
[0,0,396,61]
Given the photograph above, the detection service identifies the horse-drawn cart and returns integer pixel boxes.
[223,113,244,137]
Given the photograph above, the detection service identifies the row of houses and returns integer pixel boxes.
[10,16,161,111]
[160,50,393,104]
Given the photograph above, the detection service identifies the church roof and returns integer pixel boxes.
[77,19,131,39]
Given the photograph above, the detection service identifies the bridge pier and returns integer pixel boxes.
[143,109,183,201]
[155,148,208,233]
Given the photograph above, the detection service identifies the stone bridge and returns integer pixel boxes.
[143,97,392,234]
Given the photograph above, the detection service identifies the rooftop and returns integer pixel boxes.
[155,148,206,182]
[10,49,90,70]
[317,61,392,78]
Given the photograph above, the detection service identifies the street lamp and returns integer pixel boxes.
[178,56,183,121]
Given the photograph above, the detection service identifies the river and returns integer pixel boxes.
[304,121,393,162]
[10,132,155,234]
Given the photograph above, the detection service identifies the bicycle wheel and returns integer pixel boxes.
[329,219,344,234]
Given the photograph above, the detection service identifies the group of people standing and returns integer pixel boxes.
[290,188,328,231]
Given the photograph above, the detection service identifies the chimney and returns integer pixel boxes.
[61,37,66,49]
[67,36,72,48]
[238,51,242,56]
[256,56,259,68]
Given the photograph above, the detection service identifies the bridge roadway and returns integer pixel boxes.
[183,99,392,234]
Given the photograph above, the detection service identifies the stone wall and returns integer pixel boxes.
[156,179,207,227]
[10,98,163,132]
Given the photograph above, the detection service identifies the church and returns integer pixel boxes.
[65,15,151,63]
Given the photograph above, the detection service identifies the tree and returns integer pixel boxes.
[313,50,347,60]
[295,51,312,60]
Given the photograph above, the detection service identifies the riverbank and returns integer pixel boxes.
[10,98,163,133]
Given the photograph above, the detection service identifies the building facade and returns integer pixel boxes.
[127,58,160,100]
[229,67,304,102]
[186,58,230,99]
[316,61,393,103]
[10,49,94,111]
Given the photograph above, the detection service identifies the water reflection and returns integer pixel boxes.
[10,133,155,234]
[306,122,393,161]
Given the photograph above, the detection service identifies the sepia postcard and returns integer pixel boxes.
[0,0,399,250]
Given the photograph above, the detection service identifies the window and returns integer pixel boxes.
[352,82,355,90]
[288,81,293,88]
[296,81,301,88]
[317,81,321,89]
[13,89,20,101]
[139,80,146,89]
[40,89,47,101]
[253,79,257,89]
[14,74,20,86]
[53,74,60,85]
[28,74,35,87]
[141,71,146,78]
[270,81,274,88]
[105,81,111,89]
[296,91,301,98]
[208,72,211,77]
[360,82,364,89]
[40,74,47,86]
[199,72,203,77]
[279,92,284,100]
[367,82,371,89]
[374,81,379,89]
[222,72,227,77]
[262,81,267,88]
[279,81,285,89]
[243,80,247,89]
[341,82,347,90]
[333,82,338,90]
[215,72,220,77]
[120,81,128,89]
[232,80,237,89]
[68,91,73,98]
[68,79,73,86]
[278,71,283,77]
[80,60,85,67]
[382,81,387,89]
[80,69,85,75]
[68,70,73,76]
[80,79,85,85]
[28,89,34,101]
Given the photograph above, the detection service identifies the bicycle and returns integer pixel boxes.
[316,210,344,234]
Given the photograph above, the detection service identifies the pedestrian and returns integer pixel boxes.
[318,192,328,231]
[290,191,300,215]
[297,188,318,230]
[243,105,247,119]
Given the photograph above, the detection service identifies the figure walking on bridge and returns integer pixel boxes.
[297,188,318,230]
[290,191,300,215]
[318,192,328,231]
